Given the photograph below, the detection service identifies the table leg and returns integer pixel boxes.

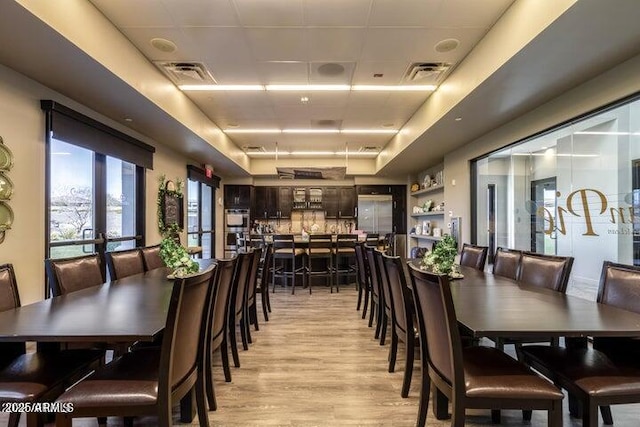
[180,387,195,423]
[565,337,588,418]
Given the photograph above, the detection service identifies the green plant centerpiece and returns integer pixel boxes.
[421,235,459,276]
[157,175,198,277]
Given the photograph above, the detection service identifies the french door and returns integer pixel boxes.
[187,179,215,259]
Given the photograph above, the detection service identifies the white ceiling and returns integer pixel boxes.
[88,0,514,155]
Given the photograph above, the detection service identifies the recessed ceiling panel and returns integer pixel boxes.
[89,0,174,27]
[368,0,442,27]
[303,0,373,27]
[307,29,367,62]
[257,61,309,84]
[245,28,309,62]
[435,0,514,27]
[233,0,304,27]
[161,0,240,27]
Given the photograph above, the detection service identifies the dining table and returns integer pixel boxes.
[0,259,216,422]
[410,263,640,420]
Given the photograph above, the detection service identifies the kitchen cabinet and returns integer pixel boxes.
[278,187,292,218]
[323,187,339,218]
[391,185,407,234]
[338,187,357,218]
[224,185,252,209]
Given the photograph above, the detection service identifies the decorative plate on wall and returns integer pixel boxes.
[0,202,14,231]
[0,173,14,200]
[0,137,14,171]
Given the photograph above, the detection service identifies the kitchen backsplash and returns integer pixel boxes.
[253,211,355,234]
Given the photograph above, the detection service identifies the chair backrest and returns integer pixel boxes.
[518,252,574,293]
[245,247,263,305]
[408,263,463,392]
[248,234,266,249]
[106,248,146,280]
[597,261,640,313]
[374,249,392,312]
[141,244,164,271]
[272,234,295,255]
[45,253,105,297]
[383,232,396,255]
[231,251,254,317]
[365,233,379,246]
[159,267,216,396]
[364,245,382,301]
[459,243,488,271]
[382,254,411,335]
[260,243,273,286]
[209,258,237,349]
[354,243,369,291]
[335,234,357,250]
[308,233,333,256]
[0,264,25,364]
[492,247,522,280]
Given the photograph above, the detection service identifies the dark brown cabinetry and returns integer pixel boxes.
[224,185,252,209]
[278,187,292,218]
[252,186,291,219]
[391,185,407,234]
[323,187,355,218]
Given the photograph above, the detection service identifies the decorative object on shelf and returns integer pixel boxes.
[432,227,442,237]
[422,221,431,236]
[157,175,185,236]
[422,174,432,189]
[423,199,433,211]
[159,234,199,278]
[421,234,458,276]
[432,201,445,212]
[410,182,420,193]
[415,225,422,235]
[0,136,14,244]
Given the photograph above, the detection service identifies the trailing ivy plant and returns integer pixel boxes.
[422,235,458,275]
[156,175,198,276]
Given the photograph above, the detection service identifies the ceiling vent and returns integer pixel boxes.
[404,62,451,84]
[244,146,266,153]
[312,119,342,128]
[154,61,217,85]
[358,146,380,153]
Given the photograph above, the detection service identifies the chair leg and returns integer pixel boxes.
[8,413,19,427]
[124,417,134,427]
[549,400,563,427]
[221,336,232,382]
[401,337,415,398]
[374,307,382,339]
[361,288,370,320]
[379,312,388,345]
[583,400,599,427]
[416,369,430,427]
[491,410,501,423]
[55,414,72,427]
[369,301,376,328]
[240,317,249,350]
[229,324,241,367]
[451,401,465,427]
[388,329,398,373]
[600,405,613,425]
[522,409,532,421]
[265,284,272,312]
[196,373,211,427]
[356,280,363,310]
[252,302,260,331]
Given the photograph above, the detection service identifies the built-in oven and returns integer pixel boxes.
[224,209,250,257]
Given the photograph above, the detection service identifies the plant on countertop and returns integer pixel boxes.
[421,235,458,275]
[157,175,198,276]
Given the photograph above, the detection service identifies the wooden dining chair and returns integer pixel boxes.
[382,253,418,398]
[228,251,254,368]
[334,234,358,290]
[0,264,103,427]
[354,242,371,318]
[141,244,164,271]
[373,248,393,345]
[364,245,386,343]
[205,257,237,410]
[407,263,564,427]
[459,243,489,271]
[45,253,105,297]
[244,247,263,337]
[255,243,272,322]
[492,247,523,280]
[106,247,146,280]
[521,261,640,427]
[55,267,216,427]
[518,251,574,293]
[306,233,334,293]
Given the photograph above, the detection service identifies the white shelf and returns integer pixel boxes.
[409,234,442,241]
[410,184,444,197]
[410,211,445,218]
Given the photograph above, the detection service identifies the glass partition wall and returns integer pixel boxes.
[473,95,640,300]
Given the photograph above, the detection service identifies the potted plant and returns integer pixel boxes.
[421,235,459,276]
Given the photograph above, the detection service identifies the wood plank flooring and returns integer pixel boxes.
[2,285,639,426]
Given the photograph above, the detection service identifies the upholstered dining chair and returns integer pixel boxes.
[373,249,393,345]
[364,245,386,342]
[55,267,216,427]
[518,251,574,293]
[0,264,104,427]
[407,263,564,427]
[205,257,237,410]
[106,247,145,280]
[306,233,334,293]
[492,247,523,280]
[459,243,489,271]
[141,244,164,271]
[244,247,263,337]
[45,253,105,297]
[354,242,371,318]
[521,261,640,427]
[255,243,272,322]
[382,253,418,398]
[228,251,254,368]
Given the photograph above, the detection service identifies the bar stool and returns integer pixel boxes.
[333,234,358,292]
[271,234,306,294]
[306,233,334,293]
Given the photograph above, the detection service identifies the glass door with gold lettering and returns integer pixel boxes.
[531,177,557,254]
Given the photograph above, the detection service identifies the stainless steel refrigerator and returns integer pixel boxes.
[357,195,393,235]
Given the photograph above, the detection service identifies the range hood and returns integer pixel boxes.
[277,167,346,180]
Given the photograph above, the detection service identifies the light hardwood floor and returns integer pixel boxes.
[2,285,639,426]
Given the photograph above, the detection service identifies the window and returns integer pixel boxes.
[187,166,219,259]
[472,94,640,300]
[43,101,154,289]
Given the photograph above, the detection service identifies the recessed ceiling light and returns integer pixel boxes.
[300,96,310,104]
[373,73,384,78]
[454,117,462,121]
[352,85,436,91]
[435,38,460,53]
[317,63,345,76]
[227,123,239,128]
[382,123,395,128]
[150,38,177,53]
[224,128,398,134]
[124,118,133,122]
[179,84,436,92]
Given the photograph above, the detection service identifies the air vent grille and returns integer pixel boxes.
[154,61,217,85]
[404,62,451,84]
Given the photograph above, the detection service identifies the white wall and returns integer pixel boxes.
[0,64,201,303]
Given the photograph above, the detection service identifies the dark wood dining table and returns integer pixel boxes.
[415,263,640,420]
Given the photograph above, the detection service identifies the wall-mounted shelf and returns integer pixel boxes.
[409,234,443,241]
[410,184,444,197]
[410,211,445,218]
